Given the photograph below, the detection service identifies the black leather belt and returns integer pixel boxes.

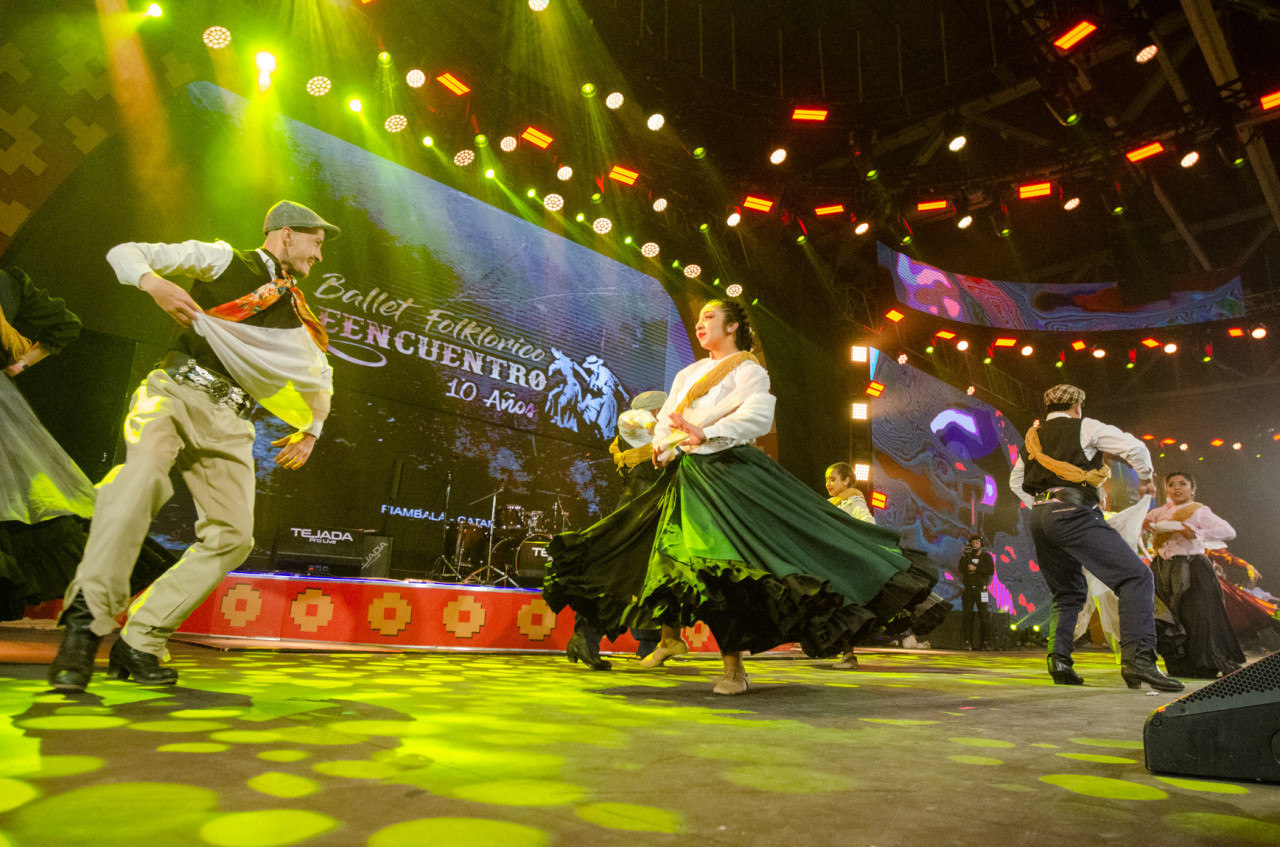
[1033,487,1099,508]
[167,361,254,419]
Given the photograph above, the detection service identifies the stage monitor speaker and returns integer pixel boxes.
[359,535,393,579]
[1144,650,1280,784]
[273,525,364,573]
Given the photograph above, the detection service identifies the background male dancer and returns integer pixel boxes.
[49,201,339,690]
[1009,383,1181,691]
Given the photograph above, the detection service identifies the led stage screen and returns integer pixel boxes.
[103,83,697,573]
[881,243,1244,331]
[870,357,1051,624]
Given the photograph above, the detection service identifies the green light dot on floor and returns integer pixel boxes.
[948,755,1003,766]
[247,772,320,798]
[1154,776,1249,794]
[1166,811,1280,841]
[129,720,231,733]
[1040,775,1167,800]
[325,720,444,737]
[157,743,230,753]
[859,718,939,726]
[209,730,284,744]
[368,817,548,847]
[575,802,683,833]
[13,755,104,779]
[170,709,245,719]
[949,737,1016,749]
[312,760,402,780]
[1069,737,1145,750]
[200,809,338,847]
[1056,752,1137,764]
[722,765,855,794]
[7,781,217,843]
[17,715,129,731]
[257,750,309,763]
[0,778,38,813]
[446,779,587,806]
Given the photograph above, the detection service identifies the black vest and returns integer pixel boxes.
[165,248,301,379]
[1020,417,1102,495]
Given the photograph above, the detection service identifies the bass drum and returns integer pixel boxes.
[491,533,553,588]
[444,519,489,570]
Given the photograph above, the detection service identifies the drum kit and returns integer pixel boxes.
[432,490,571,587]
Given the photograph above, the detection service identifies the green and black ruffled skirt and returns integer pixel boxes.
[544,446,935,656]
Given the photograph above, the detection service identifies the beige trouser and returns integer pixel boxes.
[64,369,256,656]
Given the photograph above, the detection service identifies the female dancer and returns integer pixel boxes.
[824,462,876,668]
[1143,471,1245,678]
[543,299,933,694]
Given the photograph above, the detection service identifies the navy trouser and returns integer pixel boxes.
[1030,502,1156,657]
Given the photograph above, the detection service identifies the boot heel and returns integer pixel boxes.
[1121,674,1142,690]
[105,663,129,681]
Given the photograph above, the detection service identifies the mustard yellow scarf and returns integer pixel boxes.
[1024,425,1111,488]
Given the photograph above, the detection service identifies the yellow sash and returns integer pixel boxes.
[664,350,760,448]
[0,303,33,364]
[1025,425,1111,488]
[609,436,654,470]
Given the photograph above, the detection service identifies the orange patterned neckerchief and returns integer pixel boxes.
[205,266,328,351]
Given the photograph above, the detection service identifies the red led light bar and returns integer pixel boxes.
[1161,438,1177,445]
[994,338,1017,348]
[1141,338,1160,348]
[1262,89,1280,111]
[1054,21,1097,51]
[1227,327,1245,337]
[1141,434,1155,440]
[1125,141,1166,162]
[436,73,470,95]
[814,204,845,216]
[1070,340,1087,351]
[865,381,885,397]
[792,108,829,121]
[608,165,639,185]
[935,330,957,340]
[885,309,905,323]
[743,196,774,212]
[869,491,887,508]
[916,200,949,212]
[1210,439,1225,446]
[1018,181,1053,199]
[521,127,554,148]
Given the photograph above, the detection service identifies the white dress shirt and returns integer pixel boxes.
[1008,412,1154,506]
[1146,500,1236,558]
[106,239,237,287]
[651,356,775,460]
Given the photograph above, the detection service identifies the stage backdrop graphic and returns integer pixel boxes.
[64,82,696,575]
[881,243,1244,330]
[870,356,1051,626]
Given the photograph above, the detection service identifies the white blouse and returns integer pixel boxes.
[651,357,775,460]
[1146,500,1236,558]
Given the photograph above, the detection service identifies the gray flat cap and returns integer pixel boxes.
[1044,384,1085,406]
[263,201,341,238]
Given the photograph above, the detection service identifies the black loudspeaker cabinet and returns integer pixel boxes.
[1144,650,1280,784]
[272,527,393,579]
[359,535,393,578]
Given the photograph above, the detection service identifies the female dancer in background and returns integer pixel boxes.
[544,299,933,694]
[1143,471,1245,678]
[824,462,877,668]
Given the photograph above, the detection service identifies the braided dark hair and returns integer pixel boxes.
[704,298,755,352]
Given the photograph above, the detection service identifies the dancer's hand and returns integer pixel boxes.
[140,273,203,328]
[272,431,317,469]
[1137,477,1157,497]
[667,412,705,447]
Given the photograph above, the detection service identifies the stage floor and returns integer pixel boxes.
[1,628,1277,846]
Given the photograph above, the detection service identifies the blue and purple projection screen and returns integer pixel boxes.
[881,243,1243,330]
[870,357,1050,624]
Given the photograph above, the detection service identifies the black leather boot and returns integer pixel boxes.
[1120,645,1184,692]
[48,594,102,691]
[566,629,611,671]
[1047,653,1084,685]
[106,638,178,685]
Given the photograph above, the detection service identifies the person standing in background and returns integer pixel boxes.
[956,534,995,650]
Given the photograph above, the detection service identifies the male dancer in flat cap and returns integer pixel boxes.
[1009,384,1182,692]
[49,201,339,690]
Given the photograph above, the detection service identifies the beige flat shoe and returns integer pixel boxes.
[832,651,859,670]
[713,671,749,695]
[639,637,689,668]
